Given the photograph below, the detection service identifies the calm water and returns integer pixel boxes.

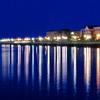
[0,45,100,100]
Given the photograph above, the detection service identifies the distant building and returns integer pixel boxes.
[46,29,71,40]
[81,26,100,40]
[70,31,81,41]
[93,27,100,40]
[81,26,94,40]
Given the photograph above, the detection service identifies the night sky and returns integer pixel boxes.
[0,0,100,37]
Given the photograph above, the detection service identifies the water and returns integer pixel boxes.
[0,45,100,100]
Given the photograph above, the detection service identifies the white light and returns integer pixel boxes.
[16,38,22,41]
[38,37,43,41]
[84,35,92,40]
[0,38,10,42]
[24,37,30,41]
[10,38,14,41]
[71,32,74,35]
[62,36,68,40]
[32,38,35,41]
[57,36,61,40]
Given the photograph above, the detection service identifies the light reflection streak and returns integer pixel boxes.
[39,45,43,91]
[96,48,100,93]
[47,46,50,91]
[45,46,47,55]
[54,47,57,83]
[32,45,34,88]
[62,47,67,92]
[11,45,14,79]
[24,45,30,85]
[71,47,77,93]
[17,45,21,82]
[2,45,10,79]
[36,46,38,55]
[7,45,10,79]
[57,46,61,92]
[84,47,91,93]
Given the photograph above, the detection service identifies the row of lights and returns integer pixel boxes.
[0,32,100,43]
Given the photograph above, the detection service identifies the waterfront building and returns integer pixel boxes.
[93,27,100,40]
[46,29,70,41]
[81,26,93,40]
[70,31,81,41]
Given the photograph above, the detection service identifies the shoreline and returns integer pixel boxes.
[1,41,100,47]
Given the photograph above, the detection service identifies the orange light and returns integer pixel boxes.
[96,34,100,40]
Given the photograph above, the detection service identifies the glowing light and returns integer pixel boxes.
[84,34,92,40]
[84,35,87,38]
[32,38,35,41]
[72,36,77,40]
[96,33,100,40]
[24,37,30,41]
[0,39,10,42]
[53,37,57,40]
[57,36,61,41]
[16,38,22,41]
[45,37,50,40]
[38,37,44,41]
[14,38,22,43]
[62,36,68,40]
[71,32,74,35]
[10,38,14,41]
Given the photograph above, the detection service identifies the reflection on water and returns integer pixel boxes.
[0,45,100,98]
[71,47,77,93]
[62,47,67,92]
[84,47,91,93]
[47,46,50,91]
[17,45,21,82]
[57,46,61,93]
[39,45,43,91]
[54,47,57,85]
[32,45,34,88]
[24,45,30,84]
[2,45,10,79]
[11,45,14,79]
[96,48,100,94]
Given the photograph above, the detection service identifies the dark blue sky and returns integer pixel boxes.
[0,0,100,37]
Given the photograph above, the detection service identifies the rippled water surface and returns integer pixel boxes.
[0,45,100,100]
